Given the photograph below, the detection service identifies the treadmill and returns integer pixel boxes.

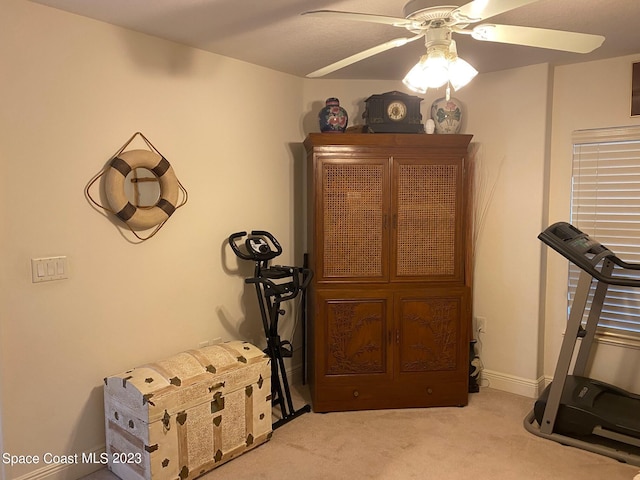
[524,221,640,465]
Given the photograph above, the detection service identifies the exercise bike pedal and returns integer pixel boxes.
[263,340,294,358]
[279,340,293,358]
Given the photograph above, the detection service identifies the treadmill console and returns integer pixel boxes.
[538,222,613,275]
[539,222,640,287]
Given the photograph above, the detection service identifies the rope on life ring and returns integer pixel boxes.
[85,132,188,242]
[104,149,179,230]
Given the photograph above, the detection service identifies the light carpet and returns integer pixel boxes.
[82,386,639,480]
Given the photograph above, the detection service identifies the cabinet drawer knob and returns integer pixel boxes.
[426,388,433,395]
[353,390,359,398]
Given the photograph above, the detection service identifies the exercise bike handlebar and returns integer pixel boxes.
[228,231,253,260]
[250,230,283,256]
[228,230,284,262]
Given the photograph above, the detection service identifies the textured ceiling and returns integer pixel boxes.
[29,0,640,80]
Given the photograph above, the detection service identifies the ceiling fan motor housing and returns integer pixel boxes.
[425,26,452,48]
[403,2,458,24]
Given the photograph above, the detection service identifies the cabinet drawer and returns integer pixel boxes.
[312,379,468,413]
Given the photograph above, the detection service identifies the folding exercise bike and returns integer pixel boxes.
[229,230,313,429]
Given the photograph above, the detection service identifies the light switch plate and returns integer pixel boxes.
[31,256,68,283]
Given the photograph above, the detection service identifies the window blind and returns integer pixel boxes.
[570,126,640,336]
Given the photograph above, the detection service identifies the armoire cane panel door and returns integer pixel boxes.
[392,157,464,282]
[304,133,473,413]
[317,157,390,283]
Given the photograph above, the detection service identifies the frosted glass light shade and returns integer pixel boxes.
[402,46,478,94]
[448,57,478,90]
[402,60,429,94]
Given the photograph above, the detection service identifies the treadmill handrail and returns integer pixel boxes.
[539,222,640,288]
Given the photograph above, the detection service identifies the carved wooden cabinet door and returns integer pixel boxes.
[396,288,469,377]
[317,290,393,379]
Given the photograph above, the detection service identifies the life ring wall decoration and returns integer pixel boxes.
[86,132,188,241]
[105,149,179,230]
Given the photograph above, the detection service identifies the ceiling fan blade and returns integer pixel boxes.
[471,24,605,53]
[301,10,422,29]
[306,35,424,78]
[453,0,538,23]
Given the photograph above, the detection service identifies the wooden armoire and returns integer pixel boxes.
[303,133,473,413]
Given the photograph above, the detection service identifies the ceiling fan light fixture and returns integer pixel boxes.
[402,56,429,93]
[402,45,450,93]
[422,48,450,88]
[448,57,478,90]
[304,3,606,80]
[402,42,477,94]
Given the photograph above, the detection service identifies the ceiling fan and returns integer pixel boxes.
[302,0,605,93]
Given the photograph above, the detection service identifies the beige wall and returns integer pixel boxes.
[546,54,640,392]
[3,0,640,478]
[0,1,304,478]
[460,64,552,394]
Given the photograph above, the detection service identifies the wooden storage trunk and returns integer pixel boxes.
[104,341,272,480]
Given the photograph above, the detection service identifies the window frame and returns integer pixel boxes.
[570,125,640,346]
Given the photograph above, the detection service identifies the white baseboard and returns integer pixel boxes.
[481,369,548,398]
